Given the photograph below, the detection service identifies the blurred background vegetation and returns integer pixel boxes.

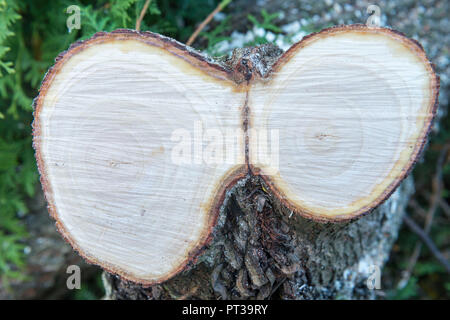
[0,0,448,299]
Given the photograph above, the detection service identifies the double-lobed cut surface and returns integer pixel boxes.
[33,25,439,284]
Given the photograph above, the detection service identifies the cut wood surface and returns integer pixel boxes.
[32,25,439,284]
[250,26,439,220]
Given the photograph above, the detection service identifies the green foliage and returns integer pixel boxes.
[392,276,420,300]
[0,0,21,77]
[203,8,304,55]
[70,273,104,300]
[246,9,282,46]
[248,9,282,33]
[202,16,232,55]
[0,0,33,283]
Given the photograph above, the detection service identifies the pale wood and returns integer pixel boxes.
[33,26,438,284]
[249,26,439,220]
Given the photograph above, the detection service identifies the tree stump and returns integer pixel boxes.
[32,25,438,299]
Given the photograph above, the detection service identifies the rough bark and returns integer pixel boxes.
[103,175,414,300]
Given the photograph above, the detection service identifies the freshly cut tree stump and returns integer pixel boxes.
[32,25,439,287]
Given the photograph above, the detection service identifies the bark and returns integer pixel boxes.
[103,175,414,300]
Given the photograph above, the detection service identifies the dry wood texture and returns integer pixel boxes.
[33,25,439,285]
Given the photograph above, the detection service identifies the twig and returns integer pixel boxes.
[135,0,152,32]
[186,0,231,46]
[424,191,450,218]
[408,198,428,219]
[438,198,450,217]
[269,277,287,299]
[403,215,450,273]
